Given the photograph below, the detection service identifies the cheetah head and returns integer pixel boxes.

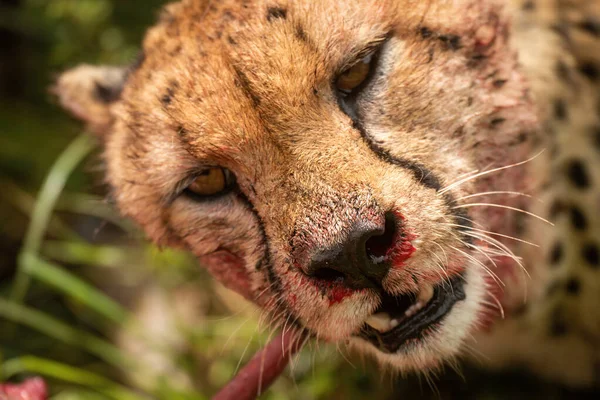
[56,0,540,371]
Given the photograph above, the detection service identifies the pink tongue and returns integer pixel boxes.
[214,329,307,400]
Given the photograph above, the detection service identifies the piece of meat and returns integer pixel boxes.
[0,377,48,400]
[214,329,307,400]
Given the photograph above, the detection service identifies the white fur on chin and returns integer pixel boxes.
[348,261,486,372]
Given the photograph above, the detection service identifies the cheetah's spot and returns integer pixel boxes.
[582,243,599,268]
[565,159,591,189]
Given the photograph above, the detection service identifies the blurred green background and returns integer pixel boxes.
[1,1,599,399]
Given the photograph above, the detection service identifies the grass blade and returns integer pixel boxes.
[0,178,81,241]
[22,254,129,324]
[41,241,134,270]
[11,133,96,304]
[0,298,125,368]
[2,356,148,400]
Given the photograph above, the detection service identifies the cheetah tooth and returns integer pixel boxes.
[404,302,420,318]
[365,312,392,332]
[418,283,434,304]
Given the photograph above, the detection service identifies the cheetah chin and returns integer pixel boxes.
[351,267,486,370]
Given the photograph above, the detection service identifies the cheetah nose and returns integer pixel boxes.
[304,212,398,290]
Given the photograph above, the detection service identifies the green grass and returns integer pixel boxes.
[11,134,97,306]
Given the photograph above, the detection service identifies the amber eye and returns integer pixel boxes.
[336,54,373,95]
[187,167,235,197]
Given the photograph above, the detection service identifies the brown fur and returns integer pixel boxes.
[54,0,600,384]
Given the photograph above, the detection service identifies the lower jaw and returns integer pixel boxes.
[357,274,467,354]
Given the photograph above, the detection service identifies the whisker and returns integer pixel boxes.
[447,356,465,381]
[219,315,253,355]
[234,330,256,376]
[461,337,489,364]
[455,168,481,181]
[433,242,450,266]
[458,238,505,282]
[281,314,295,355]
[461,230,521,261]
[438,150,545,195]
[257,326,279,397]
[486,291,505,319]
[335,342,357,369]
[462,231,529,277]
[450,246,504,287]
[479,247,523,260]
[463,243,503,283]
[427,247,452,285]
[453,214,486,229]
[453,203,553,226]
[456,190,535,202]
[445,223,540,247]
[288,332,308,385]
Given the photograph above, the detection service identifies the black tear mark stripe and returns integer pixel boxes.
[351,120,441,190]
[236,192,305,332]
[236,193,275,275]
[350,120,472,243]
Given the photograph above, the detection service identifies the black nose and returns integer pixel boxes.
[304,212,398,290]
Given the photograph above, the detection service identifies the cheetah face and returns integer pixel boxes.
[56,0,539,371]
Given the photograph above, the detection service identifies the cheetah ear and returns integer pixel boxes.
[53,65,128,136]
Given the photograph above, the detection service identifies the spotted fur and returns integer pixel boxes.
[474,0,600,387]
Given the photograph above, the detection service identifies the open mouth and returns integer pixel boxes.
[357,274,466,353]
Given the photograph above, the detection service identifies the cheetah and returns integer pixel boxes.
[55,0,600,388]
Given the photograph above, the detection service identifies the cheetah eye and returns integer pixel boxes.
[335,53,374,95]
[185,167,236,198]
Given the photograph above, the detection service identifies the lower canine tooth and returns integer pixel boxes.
[365,312,392,332]
[390,319,399,328]
[418,284,434,304]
